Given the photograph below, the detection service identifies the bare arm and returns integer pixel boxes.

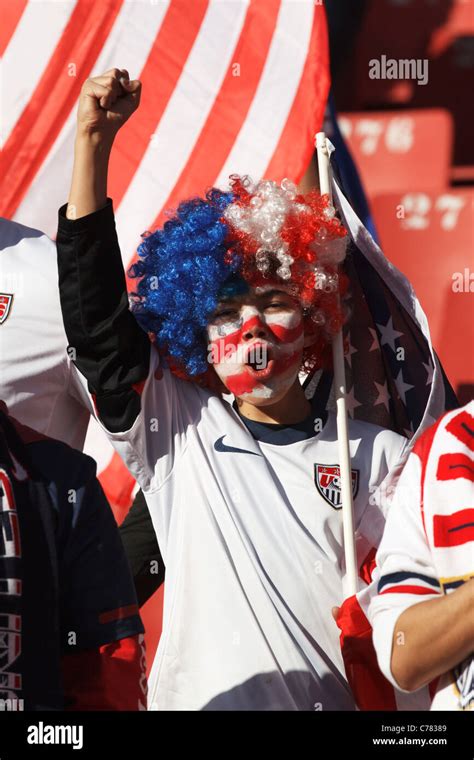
[391,578,474,691]
[66,67,141,220]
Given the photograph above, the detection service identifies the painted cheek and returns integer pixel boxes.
[266,312,304,344]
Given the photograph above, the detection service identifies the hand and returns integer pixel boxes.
[76,68,141,143]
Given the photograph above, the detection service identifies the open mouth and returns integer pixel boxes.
[244,343,275,379]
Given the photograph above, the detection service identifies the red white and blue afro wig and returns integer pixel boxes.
[129,175,349,385]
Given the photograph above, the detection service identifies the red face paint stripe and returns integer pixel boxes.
[437,453,474,482]
[433,509,474,548]
[445,410,474,452]
[223,348,301,394]
[266,320,304,343]
[211,314,302,354]
[224,371,260,396]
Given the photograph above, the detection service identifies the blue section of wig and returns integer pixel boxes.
[129,188,241,377]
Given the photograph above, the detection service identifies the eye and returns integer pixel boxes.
[264,301,292,310]
[212,307,239,320]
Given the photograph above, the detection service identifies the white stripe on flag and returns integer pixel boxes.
[1,0,76,148]
[12,1,170,237]
[215,0,314,187]
[115,0,249,265]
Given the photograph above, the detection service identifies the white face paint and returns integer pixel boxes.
[207,285,305,403]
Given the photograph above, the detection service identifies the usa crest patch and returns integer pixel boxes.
[314,464,359,509]
[0,294,13,325]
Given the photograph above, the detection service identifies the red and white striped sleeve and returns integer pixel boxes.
[368,450,442,689]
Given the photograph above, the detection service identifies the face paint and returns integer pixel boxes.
[207,287,305,402]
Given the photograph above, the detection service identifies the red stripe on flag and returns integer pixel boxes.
[0,0,124,218]
[437,452,474,482]
[109,0,210,208]
[380,585,437,596]
[0,0,28,57]
[433,509,474,548]
[445,410,474,451]
[359,546,377,586]
[149,0,281,216]
[125,0,282,284]
[264,2,330,184]
[337,594,397,710]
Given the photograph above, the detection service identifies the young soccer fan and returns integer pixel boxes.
[56,68,409,710]
[369,402,474,711]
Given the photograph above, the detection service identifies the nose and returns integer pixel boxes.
[241,313,270,342]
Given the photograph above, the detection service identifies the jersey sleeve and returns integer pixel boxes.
[51,445,145,652]
[56,199,205,490]
[367,451,442,689]
[56,199,152,434]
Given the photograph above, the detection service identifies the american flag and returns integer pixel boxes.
[1,0,329,250]
[305,171,458,711]
[304,170,457,437]
[1,0,330,514]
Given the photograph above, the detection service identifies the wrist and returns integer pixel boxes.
[74,129,115,156]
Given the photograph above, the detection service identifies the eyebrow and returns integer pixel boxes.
[218,289,293,305]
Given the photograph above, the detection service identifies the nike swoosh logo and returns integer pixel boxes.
[214,435,262,456]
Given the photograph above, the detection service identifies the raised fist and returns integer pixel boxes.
[76,68,141,141]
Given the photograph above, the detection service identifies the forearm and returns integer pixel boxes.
[391,579,474,691]
[57,198,151,432]
[67,132,113,220]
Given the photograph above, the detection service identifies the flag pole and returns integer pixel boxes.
[315,132,358,596]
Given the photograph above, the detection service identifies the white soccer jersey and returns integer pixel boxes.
[369,402,474,711]
[85,345,409,710]
[0,217,93,447]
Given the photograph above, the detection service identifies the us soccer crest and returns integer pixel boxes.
[314,464,359,509]
[0,294,13,325]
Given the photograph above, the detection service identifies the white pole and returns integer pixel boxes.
[315,132,358,596]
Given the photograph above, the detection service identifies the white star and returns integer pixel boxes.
[395,369,414,405]
[373,380,390,413]
[423,359,434,386]
[376,316,404,352]
[345,336,358,369]
[368,327,379,352]
[346,385,362,418]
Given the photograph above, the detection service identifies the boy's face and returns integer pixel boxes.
[207,282,311,405]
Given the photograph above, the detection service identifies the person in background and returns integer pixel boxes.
[0,402,146,710]
[369,401,474,711]
[0,216,165,605]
